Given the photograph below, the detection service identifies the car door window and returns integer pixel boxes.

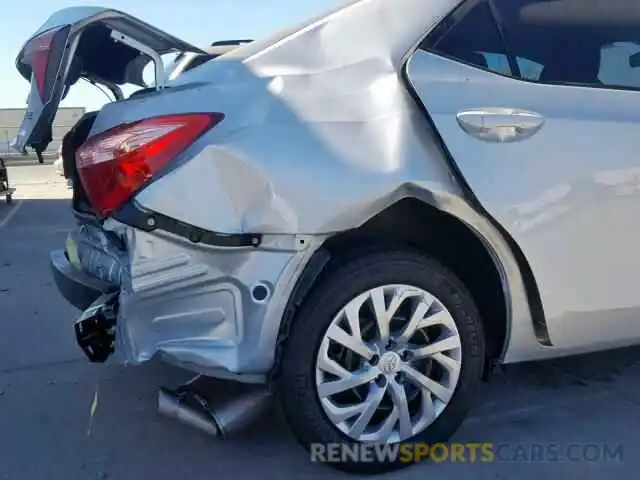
[425,0,546,81]
[481,52,544,79]
[598,42,640,88]
[427,1,511,75]
[493,0,640,90]
[425,0,640,91]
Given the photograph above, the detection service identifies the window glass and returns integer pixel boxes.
[493,0,640,89]
[598,42,640,88]
[481,53,544,79]
[426,0,640,90]
[429,1,512,75]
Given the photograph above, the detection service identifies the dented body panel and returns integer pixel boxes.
[92,0,467,235]
[46,0,538,379]
[40,0,635,382]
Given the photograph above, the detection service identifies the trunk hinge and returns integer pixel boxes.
[110,29,166,91]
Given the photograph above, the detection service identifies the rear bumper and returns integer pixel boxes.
[49,249,114,311]
[49,222,323,380]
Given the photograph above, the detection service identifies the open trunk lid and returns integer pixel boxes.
[12,7,205,154]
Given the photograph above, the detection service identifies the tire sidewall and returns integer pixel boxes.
[277,250,485,472]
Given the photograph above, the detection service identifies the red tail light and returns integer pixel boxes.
[22,30,57,98]
[76,113,223,218]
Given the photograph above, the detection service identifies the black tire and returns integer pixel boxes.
[5,194,12,205]
[277,248,485,474]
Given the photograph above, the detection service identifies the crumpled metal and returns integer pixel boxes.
[71,223,129,287]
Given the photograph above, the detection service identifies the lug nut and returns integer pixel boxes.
[370,354,379,366]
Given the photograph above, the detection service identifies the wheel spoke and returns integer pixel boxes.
[348,384,386,438]
[431,352,461,377]
[317,349,352,378]
[417,310,455,330]
[370,286,423,344]
[420,388,436,423]
[318,367,378,398]
[388,379,413,440]
[396,298,432,345]
[372,405,399,442]
[401,364,455,403]
[344,298,364,340]
[322,401,369,424]
[410,334,461,359]
[326,323,375,361]
[369,287,391,343]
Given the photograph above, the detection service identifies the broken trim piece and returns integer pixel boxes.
[114,202,263,248]
[74,292,119,362]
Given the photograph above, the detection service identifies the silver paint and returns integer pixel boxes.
[407,51,640,355]
[20,0,640,380]
[100,219,325,376]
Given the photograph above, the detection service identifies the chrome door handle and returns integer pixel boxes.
[456,108,545,143]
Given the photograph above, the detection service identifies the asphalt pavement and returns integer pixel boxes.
[1,164,639,479]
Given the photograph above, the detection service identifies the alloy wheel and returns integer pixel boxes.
[314,284,462,443]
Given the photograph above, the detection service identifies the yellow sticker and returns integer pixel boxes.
[66,234,81,268]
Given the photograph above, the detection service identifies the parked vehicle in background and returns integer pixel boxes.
[12,0,640,473]
[0,157,14,204]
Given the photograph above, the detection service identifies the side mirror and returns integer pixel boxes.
[629,52,640,68]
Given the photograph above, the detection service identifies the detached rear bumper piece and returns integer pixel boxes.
[49,249,114,311]
[74,292,119,363]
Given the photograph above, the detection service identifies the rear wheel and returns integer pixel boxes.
[277,249,485,473]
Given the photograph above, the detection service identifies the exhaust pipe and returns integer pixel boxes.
[209,388,272,438]
[158,386,271,438]
[158,387,219,436]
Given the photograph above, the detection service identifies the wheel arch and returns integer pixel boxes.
[270,196,548,383]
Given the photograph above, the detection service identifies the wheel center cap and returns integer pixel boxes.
[379,351,401,375]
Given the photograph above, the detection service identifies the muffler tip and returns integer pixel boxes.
[157,386,272,439]
[209,389,272,438]
[157,388,219,437]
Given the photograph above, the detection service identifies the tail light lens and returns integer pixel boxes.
[76,113,223,218]
[21,28,66,99]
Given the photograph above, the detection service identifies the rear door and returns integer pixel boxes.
[12,7,205,154]
[406,0,640,350]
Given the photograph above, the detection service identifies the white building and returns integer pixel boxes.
[0,107,85,157]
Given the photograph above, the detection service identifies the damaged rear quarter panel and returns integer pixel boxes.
[120,0,467,235]
[86,0,527,379]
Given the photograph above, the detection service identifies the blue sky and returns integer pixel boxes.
[0,0,336,111]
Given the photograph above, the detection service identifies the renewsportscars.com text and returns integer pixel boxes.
[310,442,624,464]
